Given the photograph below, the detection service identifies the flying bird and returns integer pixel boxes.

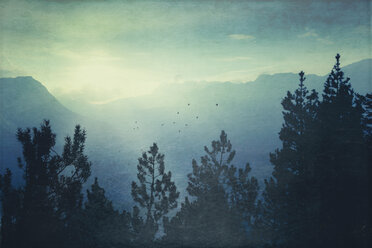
[188,103,190,106]
[216,104,218,106]
[177,112,179,114]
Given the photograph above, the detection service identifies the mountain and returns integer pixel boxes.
[0,77,135,208]
[0,77,81,180]
[1,59,371,209]
[83,59,371,191]
[0,76,78,128]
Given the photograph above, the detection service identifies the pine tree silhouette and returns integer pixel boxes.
[363,93,372,245]
[164,131,259,247]
[259,71,319,247]
[131,143,179,244]
[0,120,92,248]
[315,54,368,247]
[260,54,370,248]
[78,177,132,248]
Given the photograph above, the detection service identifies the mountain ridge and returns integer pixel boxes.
[1,58,370,209]
[84,58,371,110]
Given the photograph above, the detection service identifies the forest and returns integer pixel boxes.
[0,54,371,248]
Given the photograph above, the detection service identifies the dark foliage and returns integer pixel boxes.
[77,177,132,248]
[258,70,320,247]
[260,54,371,248]
[315,54,369,247]
[0,120,91,248]
[163,131,259,247]
[0,169,20,248]
[131,143,180,244]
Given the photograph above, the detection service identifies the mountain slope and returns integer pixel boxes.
[0,77,82,180]
[0,77,135,208]
[1,59,370,209]
[66,58,370,201]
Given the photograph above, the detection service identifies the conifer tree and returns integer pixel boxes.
[78,178,132,248]
[0,120,91,248]
[315,54,368,247]
[187,130,243,247]
[131,143,179,243]
[164,131,259,247]
[363,93,372,244]
[163,197,196,246]
[261,54,370,248]
[259,71,319,247]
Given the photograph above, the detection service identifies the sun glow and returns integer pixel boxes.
[61,57,164,102]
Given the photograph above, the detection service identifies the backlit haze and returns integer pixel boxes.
[0,0,370,104]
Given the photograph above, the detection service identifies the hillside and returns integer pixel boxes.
[0,77,134,208]
[1,59,371,209]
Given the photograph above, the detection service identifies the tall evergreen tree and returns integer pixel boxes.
[363,93,372,244]
[131,143,179,244]
[77,177,132,248]
[315,54,369,247]
[163,196,197,247]
[0,120,91,248]
[259,71,319,247]
[261,54,370,248]
[164,131,259,247]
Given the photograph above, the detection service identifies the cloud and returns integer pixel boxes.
[298,29,318,38]
[298,29,333,45]
[228,34,255,40]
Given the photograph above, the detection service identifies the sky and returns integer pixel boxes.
[0,0,371,103]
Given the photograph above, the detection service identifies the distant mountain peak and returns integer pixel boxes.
[0,76,44,89]
[15,76,34,79]
[1,75,36,81]
[255,72,296,81]
[0,76,76,123]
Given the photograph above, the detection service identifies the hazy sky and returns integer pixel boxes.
[0,0,371,102]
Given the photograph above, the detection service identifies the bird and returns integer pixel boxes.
[196,116,199,119]
[177,112,179,114]
[216,103,218,106]
[188,103,190,106]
